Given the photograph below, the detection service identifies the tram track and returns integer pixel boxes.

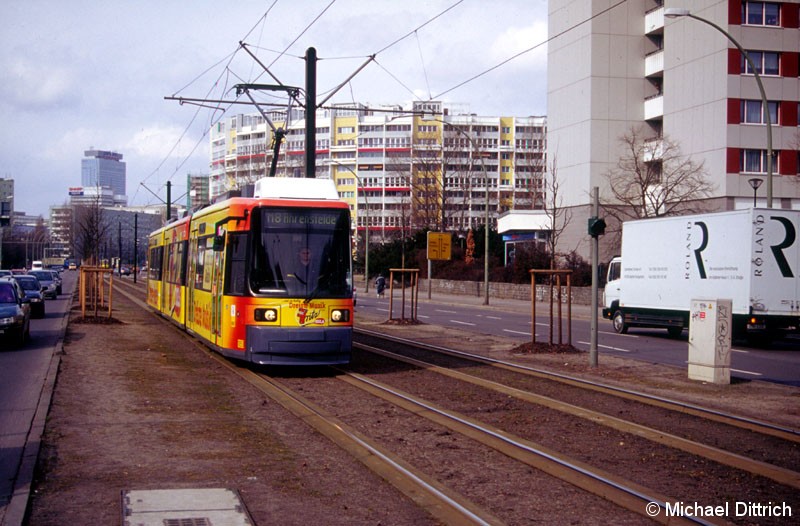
[354,328,800,444]
[112,279,798,524]
[346,331,799,524]
[333,368,703,525]
[353,340,800,491]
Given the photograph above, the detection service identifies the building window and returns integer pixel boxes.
[740,99,779,124]
[742,51,780,75]
[740,149,778,173]
[742,2,780,26]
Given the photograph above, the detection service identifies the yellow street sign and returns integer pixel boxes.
[427,232,452,261]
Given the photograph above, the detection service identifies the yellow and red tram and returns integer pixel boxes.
[147,178,353,365]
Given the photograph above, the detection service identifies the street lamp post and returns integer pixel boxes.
[665,8,773,208]
[424,116,491,305]
[748,177,763,207]
[332,161,370,293]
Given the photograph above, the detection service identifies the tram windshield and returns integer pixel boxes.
[250,207,352,300]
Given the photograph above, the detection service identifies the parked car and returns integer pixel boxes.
[0,278,31,347]
[29,270,58,299]
[13,275,45,318]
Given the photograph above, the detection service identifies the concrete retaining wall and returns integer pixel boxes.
[417,278,597,305]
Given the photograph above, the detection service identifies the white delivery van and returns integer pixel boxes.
[603,209,799,339]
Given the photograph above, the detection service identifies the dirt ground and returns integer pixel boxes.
[25,290,800,525]
[26,294,433,525]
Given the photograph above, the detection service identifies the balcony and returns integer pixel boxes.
[643,137,664,162]
[644,94,664,121]
[645,49,664,78]
[645,5,664,35]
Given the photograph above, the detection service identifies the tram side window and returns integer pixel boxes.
[177,240,188,285]
[149,246,163,281]
[194,236,214,292]
[167,243,178,284]
[166,240,188,285]
[225,233,248,295]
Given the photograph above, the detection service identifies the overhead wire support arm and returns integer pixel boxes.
[234,84,300,98]
[317,54,376,107]
[234,83,302,178]
[164,96,287,108]
[239,42,306,108]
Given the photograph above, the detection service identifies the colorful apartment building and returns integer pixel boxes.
[209,101,547,243]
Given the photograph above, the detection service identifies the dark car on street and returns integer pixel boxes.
[29,270,58,299]
[0,278,31,347]
[13,275,45,319]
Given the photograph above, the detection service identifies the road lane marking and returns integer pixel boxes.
[578,341,631,352]
[436,309,457,314]
[680,361,763,377]
[732,368,762,376]
[599,331,640,338]
[503,329,531,336]
[450,320,476,326]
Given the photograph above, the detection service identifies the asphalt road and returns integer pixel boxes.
[356,290,800,386]
[0,271,73,526]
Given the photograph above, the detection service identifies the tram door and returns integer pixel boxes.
[186,221,227,348]
[186,226,199,332]
[187,227,219,342]
[159,241,170,315]
[210,232,225,344]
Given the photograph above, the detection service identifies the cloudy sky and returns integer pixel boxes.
[2,0,549,217]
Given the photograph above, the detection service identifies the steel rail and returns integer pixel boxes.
[355,328,800,442]
[335,367,714,526]
[356,342,800,491]
[234,370,504,526]
[111,280,502,526]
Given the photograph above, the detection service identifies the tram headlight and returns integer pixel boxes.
[330,309,350,323]
[254,308,278,322]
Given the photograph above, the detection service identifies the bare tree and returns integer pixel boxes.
[73,196,112,265]
[410,147,444,231]
[603,126,715,222]
[511,151,546,210]
[410,129,478,233]
[543,155,571,269]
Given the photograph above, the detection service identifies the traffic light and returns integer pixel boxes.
[588,216,606,237]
